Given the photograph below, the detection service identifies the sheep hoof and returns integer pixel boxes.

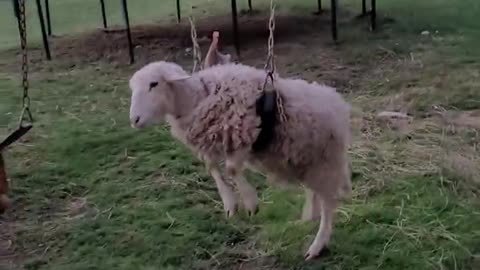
[246,205,259,217]
[223,200,237,218]
[225,209,235,218]
[304,245,329,261]
[242,195,259,216]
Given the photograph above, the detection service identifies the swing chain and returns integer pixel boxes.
[262,0,287,122]
[189,16,202,73]
[264,1,276,75]
[18,0,33,125]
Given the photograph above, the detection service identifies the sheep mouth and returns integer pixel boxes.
[131,115,147,129]
[131,121,147,129]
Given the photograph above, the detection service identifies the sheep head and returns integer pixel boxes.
[129,61,190,128]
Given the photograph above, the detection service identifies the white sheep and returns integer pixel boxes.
[128,61,352,260]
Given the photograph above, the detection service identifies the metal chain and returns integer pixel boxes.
[262,0,287,122]
[18,0,33,125]
[189,16,202,73]
[264,0,276,74]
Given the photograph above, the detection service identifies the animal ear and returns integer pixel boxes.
[164,74,191,82]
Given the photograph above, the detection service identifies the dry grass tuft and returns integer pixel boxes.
[441,152,480,187]
[349,88,480,199]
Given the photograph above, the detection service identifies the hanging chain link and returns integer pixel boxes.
[189,16,202,73]
[264,1,276,74]
[262,0,287,122]
[18,0,33,125]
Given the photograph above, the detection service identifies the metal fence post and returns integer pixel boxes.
[35,0,52,60]
[121,0,134,64]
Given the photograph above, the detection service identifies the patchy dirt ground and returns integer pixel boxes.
[50,13,335,62]
[0,215,20,269]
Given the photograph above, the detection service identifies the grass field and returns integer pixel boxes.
[1,0,479,269]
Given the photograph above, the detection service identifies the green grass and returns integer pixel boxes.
[1,0,480,269]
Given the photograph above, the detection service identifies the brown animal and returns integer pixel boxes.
[203,31,231,69]
[0,153,11,214]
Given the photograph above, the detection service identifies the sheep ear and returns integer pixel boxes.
[164,74,191,82]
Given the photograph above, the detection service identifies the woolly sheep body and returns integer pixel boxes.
[178,63,350,192]
[129,61,352,260]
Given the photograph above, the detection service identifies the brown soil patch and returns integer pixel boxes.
[50,12,336,64]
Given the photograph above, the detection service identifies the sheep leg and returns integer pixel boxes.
[304,196,337,261]
[226,159,259,216]
[301,188,322,221]
[206,161,237,218]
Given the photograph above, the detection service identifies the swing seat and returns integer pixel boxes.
[2,0,34,214]
[0,123,32,214]
[0,123,32,151]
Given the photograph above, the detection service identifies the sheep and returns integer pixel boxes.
[128,61,352,260]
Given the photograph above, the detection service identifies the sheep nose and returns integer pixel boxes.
[131,116,141,128]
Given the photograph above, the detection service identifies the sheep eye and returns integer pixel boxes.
[149,81,159,91]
